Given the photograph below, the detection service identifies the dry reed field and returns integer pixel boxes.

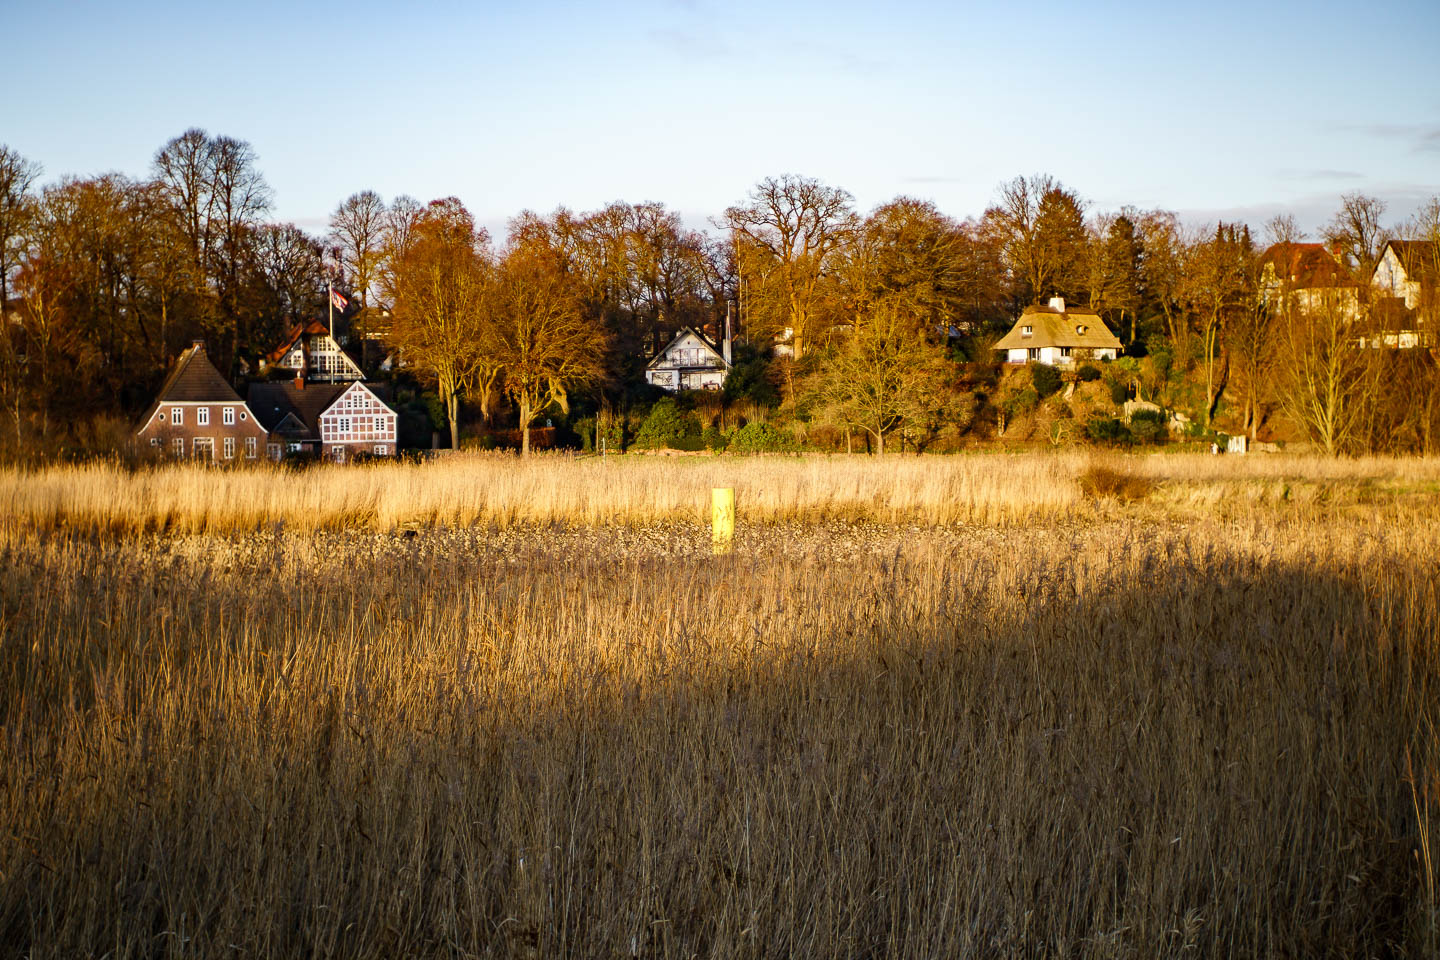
[2,455,1439,957]
[3,450,1440,534]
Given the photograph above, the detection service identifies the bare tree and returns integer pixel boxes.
[723,175,856,360]
[801,301,958,455]
[1323,193,1387,281]
[389,198,493,449]
[0,145,41,309]
[1278,293,1378,455]
[491,239,607,456]
[1136,210,1190,357]
[983,174,1087,303]
[1182,223,1253,426]
[329,190,387,308]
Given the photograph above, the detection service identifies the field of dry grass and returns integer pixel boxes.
[2,454,1439,957]
[3,450,1440,535]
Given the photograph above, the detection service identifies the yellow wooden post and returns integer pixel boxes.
[711,487,735,554]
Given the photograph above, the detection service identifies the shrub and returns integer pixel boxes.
[1076,363,1102,382]
[632,398,702,450]
[1128,408,1166,445]
[1078,464,1154,501]
[1110,381,1130,405]
[702,425,728,452]
[1031,363,1063,399]
[726,421,794,453]
[1085,418,1133,446]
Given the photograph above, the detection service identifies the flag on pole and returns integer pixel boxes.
[330,289,348,312]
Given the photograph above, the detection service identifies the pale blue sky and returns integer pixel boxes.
[7,0,1439,238]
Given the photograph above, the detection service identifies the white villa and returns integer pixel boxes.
[646,327,732,391]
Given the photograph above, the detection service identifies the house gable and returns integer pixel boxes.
[317,381,398,453]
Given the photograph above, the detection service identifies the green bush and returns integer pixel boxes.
[1110,381,1130,404]
[575,416,626,453]
[1128,408,1166,444]
[1085,418,1134,446]
[1031,363,1063,399]
[702,425,728,452]
[632,398,702,450]
[1076,363,1102,382]
[726,422,794,453]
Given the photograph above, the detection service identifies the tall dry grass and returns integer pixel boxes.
[1,516,1437,956]
[4,451,1440,535]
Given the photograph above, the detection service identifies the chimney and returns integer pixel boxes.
[1048,296,1066,313]
[723,300,734,366]
[294,374,304,391]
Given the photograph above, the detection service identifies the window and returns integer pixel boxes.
[267,442,282,461]
[1021,325,1033,337]
[159,411,167,423]
[339,417,352,433]
[150,437,160,446]
[172,406,183,425]
[1027,348,1040,361]
[1075,324,1087,335]
[197,407,210,426]
[223,436,235,459]
[192,437,214,460]
[246,436,257,459]
[172,437,184,457]
[240,411,247,421]
[374,444,387,455]
[223,406,235,425]
[1060,347,1072,358]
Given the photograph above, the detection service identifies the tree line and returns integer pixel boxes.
[1,132,1437,457]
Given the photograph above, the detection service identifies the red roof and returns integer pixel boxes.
[1258,242,1347,288]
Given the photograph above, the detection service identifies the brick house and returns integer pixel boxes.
[134,341,270,461]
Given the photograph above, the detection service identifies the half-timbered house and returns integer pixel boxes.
[248,379,398,462]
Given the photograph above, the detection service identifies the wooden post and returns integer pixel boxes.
[711,487,734,555]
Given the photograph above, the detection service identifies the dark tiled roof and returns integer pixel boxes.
[1384,240,1437,284]
[247,381,394,438]
[155,344,242,402]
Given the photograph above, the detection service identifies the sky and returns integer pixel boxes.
[6,0,1439,242]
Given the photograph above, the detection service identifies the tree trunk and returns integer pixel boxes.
[874,429,884,456]
[447,391,460,450]
[520,395,532,457]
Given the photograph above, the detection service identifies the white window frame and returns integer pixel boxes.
[223,436,235,459]
[1021,325,1033,337]
[374,444,387,455]
[246,436,257,459]
[223,406,235,425]
[171,406,183,425]
[197,407,210,426]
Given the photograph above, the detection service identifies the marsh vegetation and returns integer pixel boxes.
[1,453,1437,957]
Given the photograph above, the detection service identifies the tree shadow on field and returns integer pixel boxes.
[1,532,1436,958]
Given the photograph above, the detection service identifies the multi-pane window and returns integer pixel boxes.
[223,436,235,459]
[172,437,184,457]
[197,407,210,426]
[172,406,183,424]
[223,407,235,425]
[246,436,257,458]
[374,444,387,455]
